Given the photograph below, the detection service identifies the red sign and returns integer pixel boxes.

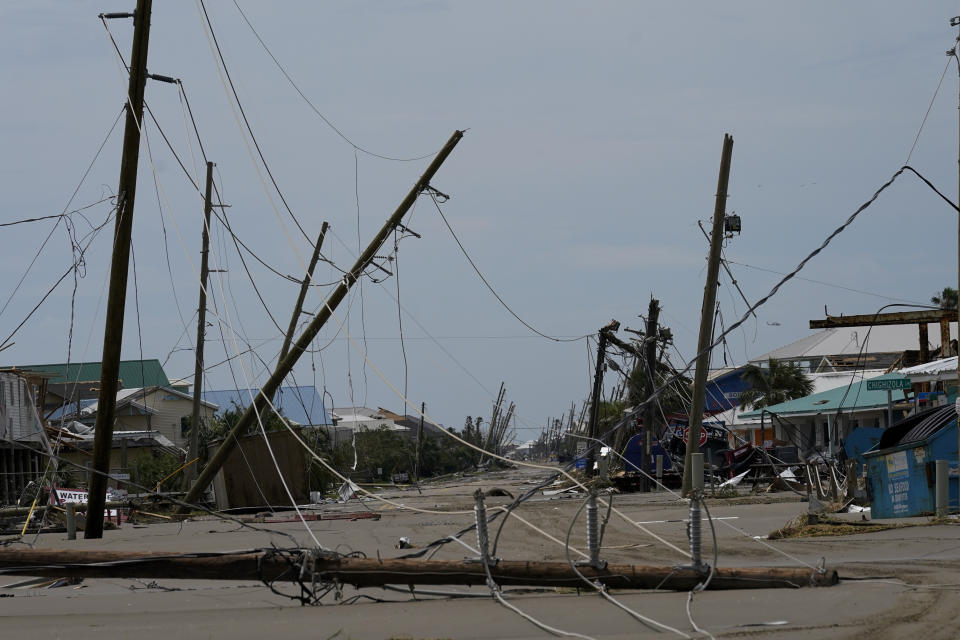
[682,427,708,447]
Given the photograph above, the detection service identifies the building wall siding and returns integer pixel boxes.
[112,389,216,449]
[0,373,39,442]
[143,389,215,448]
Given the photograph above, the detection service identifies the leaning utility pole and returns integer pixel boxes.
[479,383,505,466]
[585,320,619,475]
[279,222,329,364]
[641,298,660,492]
[188,162,215,483]
[682,133,733,497]
[253,221,329,428]
[181,130,463,509]
[86,0,153,539]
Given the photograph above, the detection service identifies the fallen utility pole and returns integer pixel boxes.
[87,0,154,539]
[188,161,215,483]
[682,133,733,496]
[181,130,464,509]
[0,548,838,590]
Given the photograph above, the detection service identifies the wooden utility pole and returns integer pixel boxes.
[86,0,153,539]
[682,133,733,496]
[188,162,215,482]
[279,222,328,364]
[181,130,463,509]
[414,401,425,482]
[253,221,329,428]
[584,330,607,475]
[642,298,660,492]
[954,14,960,475]
[480,383,505,466]
[0,548,838,591]
[940,318,952,358]
[585,320,619,475]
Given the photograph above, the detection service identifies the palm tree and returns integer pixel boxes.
[738,359,814,411]
[627,362,690,415]
[931,287,958,310]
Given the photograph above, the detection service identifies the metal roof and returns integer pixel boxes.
[8,359,170,388]
[739,372,911,419]
[49,386,217,421]
[898,356,958,381]
[751,324,954,363]
[808,369,887,394]
[202,386,331,426]
[46,398,96,422]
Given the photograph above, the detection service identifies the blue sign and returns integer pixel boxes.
[704,368,752,414]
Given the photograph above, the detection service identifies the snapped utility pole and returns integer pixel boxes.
[86,0,153,539]
[181,130,464,509]
[682,133,734,497]
[641,298,660,492]
[188,161,215,483]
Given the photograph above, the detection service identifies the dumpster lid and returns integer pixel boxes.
[877,404,955,449]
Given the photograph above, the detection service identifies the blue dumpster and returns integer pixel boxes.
[864,405,958,518]
[844,427,884,467]
[622,434,672,473]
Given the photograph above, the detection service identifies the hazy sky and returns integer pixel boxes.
[1,2,959,438]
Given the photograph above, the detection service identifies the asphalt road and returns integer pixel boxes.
[1,466,958,639]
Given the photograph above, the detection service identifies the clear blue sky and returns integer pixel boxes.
[1,2,958,438]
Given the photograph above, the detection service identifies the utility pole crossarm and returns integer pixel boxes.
[603,332,644,360]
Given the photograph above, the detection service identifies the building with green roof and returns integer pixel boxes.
[739,373,916,458]
[5,359,170,410]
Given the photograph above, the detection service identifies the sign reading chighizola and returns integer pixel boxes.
[866,378,912,391]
